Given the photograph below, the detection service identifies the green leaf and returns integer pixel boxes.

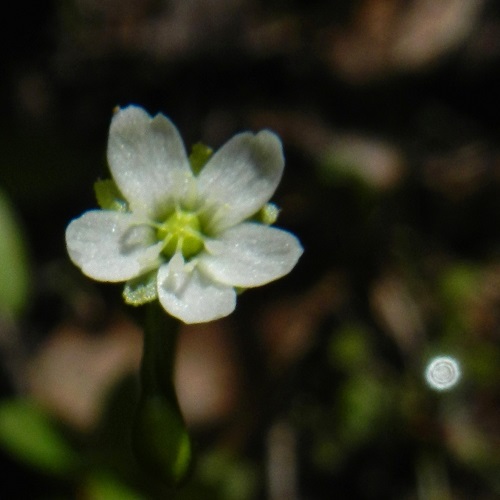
[0,399,79,475]
[0,189,30,316]
[328,323,371,370]
[133,394,192,485]
[338,376,393,445]
[123,271,158,306]
[188,143,213,175]
[198,450,258,500]
[94,179,128,212]
[84,472,144,500]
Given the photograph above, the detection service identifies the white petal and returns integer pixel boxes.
[157,254,236,324]
[107,105,194,218]
[199,222,303,287]
[66,210,162,282]
[197,130,284,232]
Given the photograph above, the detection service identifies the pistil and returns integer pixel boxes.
[156,209,204,259]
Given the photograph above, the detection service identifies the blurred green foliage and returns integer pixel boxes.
[0,0,499,498]
[0,399,78,475]
[0,189,30,317]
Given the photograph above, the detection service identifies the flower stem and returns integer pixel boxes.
[133,302,192,485]
[140,301,179,398]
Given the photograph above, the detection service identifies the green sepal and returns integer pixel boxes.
[123,271,158,306]
[253,202,280,225]
[94,179,128,212]
[189,143,213,175]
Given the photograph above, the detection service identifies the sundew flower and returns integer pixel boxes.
[66,105,303,323]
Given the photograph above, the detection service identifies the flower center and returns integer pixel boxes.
[156,209,204,259]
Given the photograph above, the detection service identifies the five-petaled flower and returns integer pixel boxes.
[66,105,303,323]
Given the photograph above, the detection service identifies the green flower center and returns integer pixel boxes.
[156,209,204,259]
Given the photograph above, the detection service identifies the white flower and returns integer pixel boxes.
[66,105,303,323]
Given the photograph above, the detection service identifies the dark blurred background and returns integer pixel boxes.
[0,0,499,498]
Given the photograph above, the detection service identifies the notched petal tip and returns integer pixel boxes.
[110,104,152,128]
[254,129,284,159]
[197,128,286,232]
[110,104,178,137]
[231,129,284,173]
[107,104,192,218]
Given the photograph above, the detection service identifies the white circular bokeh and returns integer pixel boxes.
[425,356,461,391]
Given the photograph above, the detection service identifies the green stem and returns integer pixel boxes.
[133,303,192,485]
[140,302,179,399]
